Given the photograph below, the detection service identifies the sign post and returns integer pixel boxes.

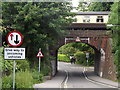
[13,60,16,89]
[36,48,44,72]
[39,48,41,72]
[86,52,89,67]
[4,48,25,89]
[5,31,25,89]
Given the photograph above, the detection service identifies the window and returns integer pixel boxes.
[96,16,104,22]
[83,16,90,23]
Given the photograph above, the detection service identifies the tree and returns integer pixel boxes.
[77,2,90,11]
[108,2,120,81]
[88,2,113,11]
[2,2,74,65]
[58,42,95,66]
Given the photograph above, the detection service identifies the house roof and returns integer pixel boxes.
[73,11,111,15]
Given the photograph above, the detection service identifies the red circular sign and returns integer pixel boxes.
[6,31,23,47]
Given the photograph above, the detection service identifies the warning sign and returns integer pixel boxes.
[36,51,44,57]
[4,48,25,60]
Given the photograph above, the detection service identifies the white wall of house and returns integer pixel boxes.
[73,15,109,23]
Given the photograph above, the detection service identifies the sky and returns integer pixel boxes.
[72,0,79,7]
[71,0,79,12]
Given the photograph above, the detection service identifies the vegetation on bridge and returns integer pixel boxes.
[108,2,120,82]
[87,1,120,82]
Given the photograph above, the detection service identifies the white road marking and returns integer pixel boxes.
[83,67,118,88]
[64,70,69,88]
[60,70,69,89]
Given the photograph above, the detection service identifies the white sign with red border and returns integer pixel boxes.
[36,51,44,57]
[6,31,23,47]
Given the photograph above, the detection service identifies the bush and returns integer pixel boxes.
[114,46,120,81]
[16,60,30,71]
[88,53,94,66]
[2,60,13,75]
[58,54,70,62]
[41,65,51,76]
[15,71,33,88]
[2,59,30,75]
[32,71,43,84]
[74,51,86,65]
[2,75,12,88]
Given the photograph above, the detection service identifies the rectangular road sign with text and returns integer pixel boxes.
[4,48,25,60]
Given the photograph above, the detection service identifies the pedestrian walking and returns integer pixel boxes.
[70,55,73,64]
[72,56,76,64]
[70,55,76,64]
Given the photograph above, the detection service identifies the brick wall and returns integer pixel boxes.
[52,30,117,80]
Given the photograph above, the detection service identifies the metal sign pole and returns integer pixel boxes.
[39,48,41,72]
[13,60,16,89]
[86,52,89,67]
[87,58,88,67]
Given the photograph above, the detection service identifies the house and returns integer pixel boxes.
[69,11,111,30]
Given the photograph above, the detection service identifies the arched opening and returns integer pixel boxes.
[55,42,101,76]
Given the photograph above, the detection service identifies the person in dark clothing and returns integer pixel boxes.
[70,55,73,64]
[72,56,76,64]
[70,55,76,64]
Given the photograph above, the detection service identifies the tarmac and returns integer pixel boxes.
[85,67,119,88]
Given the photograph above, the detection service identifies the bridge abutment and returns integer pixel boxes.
[94,36,117,80]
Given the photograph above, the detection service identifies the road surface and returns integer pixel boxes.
[33,62,118,89]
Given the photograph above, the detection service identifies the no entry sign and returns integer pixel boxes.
[6,31,23,47]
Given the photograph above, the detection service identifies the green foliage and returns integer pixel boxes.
[74,51,86,65]
[108,2,120,29]
[64,46,78,56]
[108,2,120,81]
[2,75,12,88]
[59,43,94,55]
[2,59,30,75]
[16,71,34,88]
[88,53,94,66]
[58,43,94,66]
[2,60,13,75]
[58,54,70,62]
[16,60,30,71]
[2,3,74,83]
[59,45,78,56]
[0,47,3,72]
[77,2,90,11]
[88,2,113,11]
[41,64,51,76]
[2,2,74,66]
[32,70,43,84]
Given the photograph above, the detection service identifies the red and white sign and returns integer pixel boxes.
[36,51,44,57]
[6,31,23,47]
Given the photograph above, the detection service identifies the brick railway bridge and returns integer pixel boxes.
[50,12,116,81]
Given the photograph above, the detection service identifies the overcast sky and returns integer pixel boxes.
[72,0,79,7]
[71,0,79,12]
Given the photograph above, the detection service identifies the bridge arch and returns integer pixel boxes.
[56,39,101,75]
[50,30,116,81]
